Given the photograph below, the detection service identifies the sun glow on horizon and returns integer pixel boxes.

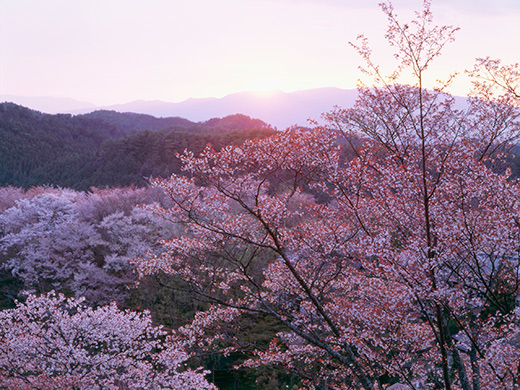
[1,1,518,106]
[246,79,283,97]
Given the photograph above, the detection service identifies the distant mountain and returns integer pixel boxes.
[2,88,361,129]
[96,88,359,129]
[2,88,471,130]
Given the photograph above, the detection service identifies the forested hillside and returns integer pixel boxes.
[0,103,119,189]
[85,127,275,188]
[0,103,274,190]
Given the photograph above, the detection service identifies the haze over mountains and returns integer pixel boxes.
[0,95,97,114]
[0,88,360,129]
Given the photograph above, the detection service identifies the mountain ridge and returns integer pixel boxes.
[1,88,360,129]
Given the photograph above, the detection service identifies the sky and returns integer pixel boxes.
[1,0,519,106]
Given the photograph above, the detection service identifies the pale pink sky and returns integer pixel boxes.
[1,0,519,105]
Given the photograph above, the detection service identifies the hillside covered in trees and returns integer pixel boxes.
[0,103,274,190]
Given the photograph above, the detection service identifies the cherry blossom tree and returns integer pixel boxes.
[0,291,216,390]
[134,1,520,389]
[0,191,106,298]
[0,187,177,306]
